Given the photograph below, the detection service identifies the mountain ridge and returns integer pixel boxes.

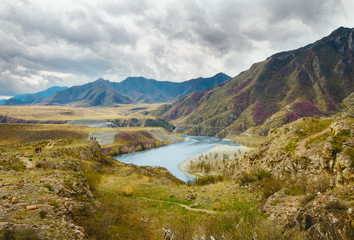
[154,27,354,137]
[28,73,231,106]
[1,86,68,106]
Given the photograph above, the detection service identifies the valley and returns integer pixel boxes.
[0,27,353,240]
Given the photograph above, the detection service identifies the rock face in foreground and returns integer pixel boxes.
[0,142,104,239]
[224,113,353,239]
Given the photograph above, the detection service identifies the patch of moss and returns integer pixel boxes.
[270,199,280,206]
[282,138,299,153]
[285,186,304,196]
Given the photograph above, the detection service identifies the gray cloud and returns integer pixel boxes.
[0,0,353,96]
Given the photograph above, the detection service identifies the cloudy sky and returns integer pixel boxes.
[0,0,353,97]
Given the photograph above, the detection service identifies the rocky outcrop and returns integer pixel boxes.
[223,115,353,239]
[0,142,104,239]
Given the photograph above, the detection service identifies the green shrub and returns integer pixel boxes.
[49,200,59,209]
[39,210,47,219]
[1,228,41,240]
[301,194,316,206]
[285,186,304,196]
[255,169,272,181]
[262,178,283,199]
[43,184,53,192]
[194,175,223,185]
[238,171,256,186]
[331,129,350,157]
[325,201,347,211]
[282,139,298,153]
[270,199,280,206]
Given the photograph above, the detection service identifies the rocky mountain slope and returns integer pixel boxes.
[40,79,133,106]
[223,103,354,239]
[114,72,230,103]
[155,27,354,137]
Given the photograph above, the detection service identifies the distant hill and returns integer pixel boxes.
[2,86,68,106]
[41,79,132,106]
[38,73,230,106]
[154,27,354,137]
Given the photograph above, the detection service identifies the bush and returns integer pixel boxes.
[43,184,53,192]
[122,185,134,196]
[238,171,256,186]
[331,129,350,157]
[261,177,283,199]
[39,210,47,219]
[255,169,272,181]
[301,194,316,206]
[194,175,223,185]
[1,228,41,240]
[282,139,298,153]
[285,186,304,196]
[325,201,347,211]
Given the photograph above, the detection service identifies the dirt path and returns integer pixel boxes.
[295,127,330,156]
[138,197,217,214]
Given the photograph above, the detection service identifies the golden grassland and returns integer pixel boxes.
[0,104,163,121]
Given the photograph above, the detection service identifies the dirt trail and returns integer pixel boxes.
[295,127,330,156]
[138,197,217,214]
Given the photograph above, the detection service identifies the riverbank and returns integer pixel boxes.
[178,144,253,179]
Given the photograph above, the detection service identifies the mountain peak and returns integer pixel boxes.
[94,78,110,83]
[329,26,352,36]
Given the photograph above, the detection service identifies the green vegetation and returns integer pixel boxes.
[282,138,298,153]
[0,228,41,240]
[325,201,347,211]
[43,183,53,192]
[270,199,280,206]
[296,118,332,139]
[301,194,317,206]
[330,129,350,157]
[305,132,330,149]
[194,175,224,185]
[285,186,304,196]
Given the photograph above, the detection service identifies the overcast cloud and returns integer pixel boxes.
[0,0,353,97]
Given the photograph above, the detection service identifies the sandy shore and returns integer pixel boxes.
[178,145,253,179]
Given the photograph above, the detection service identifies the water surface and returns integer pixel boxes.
[114,135,239,182]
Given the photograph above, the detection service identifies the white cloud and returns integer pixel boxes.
[0,0,353,95]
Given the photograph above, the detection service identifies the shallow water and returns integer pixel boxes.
[114,135,239,182]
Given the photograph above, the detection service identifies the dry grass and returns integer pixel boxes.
[0,104,163,121]
[230,135,266,147]
[0,123,88,147]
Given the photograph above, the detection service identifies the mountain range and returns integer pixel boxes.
[154,27,354,137]
[2,86,68,106]
[1,73,230,106]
